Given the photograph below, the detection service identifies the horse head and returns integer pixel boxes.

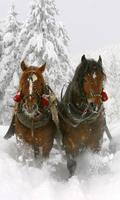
[19,61,47,117]
[77,55,106,112]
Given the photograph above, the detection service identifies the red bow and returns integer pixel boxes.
[41,95,49,107]
[101,90,108,102]
[13,91,21,102]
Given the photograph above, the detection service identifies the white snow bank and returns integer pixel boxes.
[0,123,120,200]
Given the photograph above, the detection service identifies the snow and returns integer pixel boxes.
[44,40,58,61]
[0,1,120,199]
[3,32,14,44]
[0,121,120,200]
[36,33,43,52]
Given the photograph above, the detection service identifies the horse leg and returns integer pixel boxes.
[42,143,52,159]
[33,143,50,160]
[33,144,40,158]
[66,153,77,177]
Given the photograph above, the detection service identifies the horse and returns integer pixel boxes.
[58,55,108,177]
[8,61,57,159]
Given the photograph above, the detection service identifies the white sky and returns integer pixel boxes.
[0,0,120,55]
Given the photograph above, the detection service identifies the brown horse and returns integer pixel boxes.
[12,61,56,159]
[58,55,107,176]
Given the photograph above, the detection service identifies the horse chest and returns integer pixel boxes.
[15,116,55,144]
[62,119,103,152]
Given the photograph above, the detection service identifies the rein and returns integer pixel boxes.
[58,101,104,128]
[58,80,105,127]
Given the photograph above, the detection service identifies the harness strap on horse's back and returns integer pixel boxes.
[4,114,15,139]
[46,85,63,152]
[104,122,112,141]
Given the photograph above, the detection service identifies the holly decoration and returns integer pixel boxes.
[101,90,108,102]
[13,91,21,102]
[41,95,49,107]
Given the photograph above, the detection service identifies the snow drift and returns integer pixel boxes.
[0,121,120,200]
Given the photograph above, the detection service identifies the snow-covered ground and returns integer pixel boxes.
[0,122,120,200]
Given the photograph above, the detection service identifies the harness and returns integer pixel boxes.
[16,110,51,129]
[58,100,104,128]
[58,81,106,128]
[13,83,63,151]
[14,85,52,129]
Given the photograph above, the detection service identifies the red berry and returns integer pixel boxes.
[41,97,49,107]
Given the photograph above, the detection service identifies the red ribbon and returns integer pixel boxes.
[41,96,49,107]
[13,92,21,102]
[101,90,108,102]
[13,91,49,108]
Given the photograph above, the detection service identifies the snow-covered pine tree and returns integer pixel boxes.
[106,54,120,122]
[0,3,21,124]
[17,0,72,96]
[0,27,3,61]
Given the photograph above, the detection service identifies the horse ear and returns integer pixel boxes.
[21,60,28,71]
[81,55,86,63]
[38,63,46,73]
[98,56,102,65]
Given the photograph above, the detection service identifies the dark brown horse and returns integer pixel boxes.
[10,61,56,159]
[58,55,107,176]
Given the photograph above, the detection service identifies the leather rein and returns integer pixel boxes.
[58,82,104,128]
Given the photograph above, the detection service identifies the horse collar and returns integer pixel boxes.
[16,110,52,129]
[59,99,103,128]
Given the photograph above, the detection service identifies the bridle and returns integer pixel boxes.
[15,84,52,129]
[20,72,45,114]
[87,92,102,98]
[13,71,51,126]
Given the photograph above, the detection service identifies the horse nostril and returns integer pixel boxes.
[90,102,97,111]
[32,104,38,111]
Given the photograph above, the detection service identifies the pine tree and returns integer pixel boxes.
[17,0,72,96]
[0,28,3,61]
[106,54,120,122]
[0,4,21,124]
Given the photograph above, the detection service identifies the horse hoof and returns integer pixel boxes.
[67,159,76,177]
[109,139,117,154]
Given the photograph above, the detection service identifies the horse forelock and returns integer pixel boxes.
[73,58,106,84]
[85,59,106,77]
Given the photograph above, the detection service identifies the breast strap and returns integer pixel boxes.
[16,110,52,129]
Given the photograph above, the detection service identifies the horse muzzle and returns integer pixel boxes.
[88,96,102,112]
[22,103,39,116]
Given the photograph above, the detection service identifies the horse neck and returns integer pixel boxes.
[63,80,86,109]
